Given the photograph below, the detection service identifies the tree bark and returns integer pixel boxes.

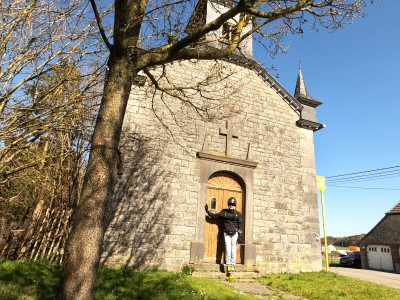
[59,0,147,297]
[58,53,136,300]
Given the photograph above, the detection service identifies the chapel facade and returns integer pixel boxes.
[101,0,324,274]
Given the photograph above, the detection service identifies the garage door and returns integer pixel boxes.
[366,245,394,271]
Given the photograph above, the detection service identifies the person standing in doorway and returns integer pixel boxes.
[205,197,243,271]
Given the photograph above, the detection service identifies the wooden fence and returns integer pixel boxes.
[0,201,72,264]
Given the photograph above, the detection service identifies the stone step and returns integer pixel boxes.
[192,271,227,279]
[193,263,259,273]
[192,263,260,279]
[192,270,260,279]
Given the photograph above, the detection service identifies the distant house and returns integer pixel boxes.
[359,201,400,273]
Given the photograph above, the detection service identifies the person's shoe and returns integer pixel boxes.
[226,264,232,271]
[231,265,235,271]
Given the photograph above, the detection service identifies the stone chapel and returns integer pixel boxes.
[101,0,325,274]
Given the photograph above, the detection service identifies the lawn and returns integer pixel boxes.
[0,260,256,300]
[1,260,399,300]
[259,272,400,300]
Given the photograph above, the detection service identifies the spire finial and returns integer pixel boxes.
[299,59,302,71]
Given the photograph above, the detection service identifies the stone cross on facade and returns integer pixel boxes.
[219,120,238,157]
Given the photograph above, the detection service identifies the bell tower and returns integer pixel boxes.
[186,0,253,58]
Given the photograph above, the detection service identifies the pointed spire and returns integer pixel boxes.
[294,61,310,98]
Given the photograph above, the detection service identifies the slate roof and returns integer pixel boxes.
[388,201,400,214]
[360,200,400,245]
[294,69,322,108]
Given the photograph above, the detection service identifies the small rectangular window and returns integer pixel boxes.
[221,23,238,42]
[211,197,217,210]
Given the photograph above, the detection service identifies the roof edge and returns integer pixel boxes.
[359,214,388,245]
[218,52,303,114]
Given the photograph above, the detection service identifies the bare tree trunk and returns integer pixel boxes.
[58,52,135,299]
[58,1,147,297]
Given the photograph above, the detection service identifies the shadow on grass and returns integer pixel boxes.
[0,261,60,300]
[0,261,193,300]
[95,268,181,300]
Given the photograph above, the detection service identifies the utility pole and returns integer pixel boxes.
[317,175,329,272]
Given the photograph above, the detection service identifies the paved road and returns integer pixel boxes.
[330,266,400,289]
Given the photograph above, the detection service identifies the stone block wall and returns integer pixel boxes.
[101,59,322,273]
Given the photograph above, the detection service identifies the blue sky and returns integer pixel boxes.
[256,1,400,237]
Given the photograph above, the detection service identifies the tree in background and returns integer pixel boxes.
[327,234,366,247]
[0,0,107,181]
[58,0,377,299]
[0,61,99,261]
[0,0,106,260]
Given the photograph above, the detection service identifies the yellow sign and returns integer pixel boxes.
[316,176,326,191]
[317,175,329,271]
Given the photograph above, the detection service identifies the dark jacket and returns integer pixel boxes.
[207,209,242,235]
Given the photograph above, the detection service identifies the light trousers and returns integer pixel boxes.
[224,232,238,265]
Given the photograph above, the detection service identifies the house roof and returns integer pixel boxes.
[388,201,400,214]
[360,200,400,244]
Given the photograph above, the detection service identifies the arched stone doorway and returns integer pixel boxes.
[204,171,245,264]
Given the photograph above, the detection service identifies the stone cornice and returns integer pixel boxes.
[296,95,322,108]
[197,152,257,168]
[296,119,325,132]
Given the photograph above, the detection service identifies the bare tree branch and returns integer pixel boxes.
[89,0,113,51]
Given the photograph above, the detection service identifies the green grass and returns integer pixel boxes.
[258,271,400,300]
[95,268,256,300]
[0,260,60,300]
[1,260,400,300]
[0,260,256,300]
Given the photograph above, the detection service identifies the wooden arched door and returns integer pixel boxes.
[204,172,244,264]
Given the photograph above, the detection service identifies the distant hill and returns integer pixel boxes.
[325,234,365,247]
